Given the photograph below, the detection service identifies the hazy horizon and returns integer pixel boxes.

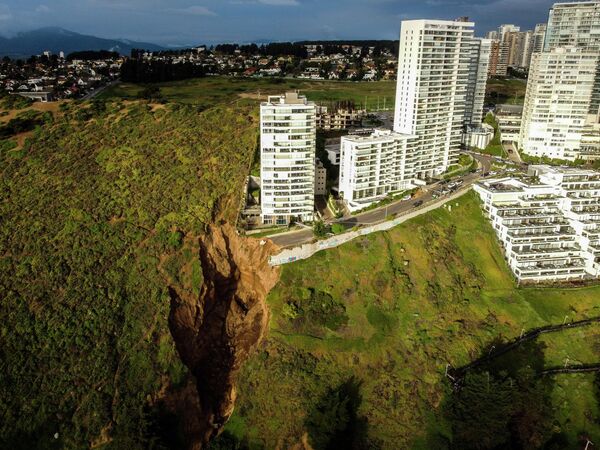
[0,0,557,47]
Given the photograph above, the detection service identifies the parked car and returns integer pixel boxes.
[413,200,424,207]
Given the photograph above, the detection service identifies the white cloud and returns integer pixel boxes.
[0,4,12,21]
[171,5,217,15]
[35,4,50,13]
[258,0,299,5]
[230,0,300,5]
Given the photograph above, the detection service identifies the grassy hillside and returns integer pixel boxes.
[0,100,259,448]
[99,77,396,111]
[228,191,600,449]
[485,77,528,105]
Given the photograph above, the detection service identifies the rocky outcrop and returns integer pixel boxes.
[167,224,280,449]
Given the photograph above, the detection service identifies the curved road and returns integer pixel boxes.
[269,153,493,248]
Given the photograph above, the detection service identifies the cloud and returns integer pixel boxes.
[35,4,50,13]
[258,0,299,5]
[171,5,216,15]
[0,4,12,21]
[231,0,300,5]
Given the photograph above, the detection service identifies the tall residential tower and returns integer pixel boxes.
[519,1,600,161]
[393,19,483,178]
[260,92,316,224]
[339,18,489,210]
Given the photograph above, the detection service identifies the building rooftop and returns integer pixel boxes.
[341,128,416,144]
[263,91,312,106]
[496,104,523,114]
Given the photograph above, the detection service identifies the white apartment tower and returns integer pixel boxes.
[519,48,599,160]
[466,38,492,125]
[338,18,488,210]
[519,1,600,162]
[544,1,600,51]
[393,19,481,178]
[260,92,316,225]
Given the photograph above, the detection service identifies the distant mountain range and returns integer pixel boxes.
[0,27,166,59]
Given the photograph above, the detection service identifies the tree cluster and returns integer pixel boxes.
[120,58,207,83]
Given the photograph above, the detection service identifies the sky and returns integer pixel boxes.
[0,0,557,46]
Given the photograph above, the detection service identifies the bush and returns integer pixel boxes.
[313,220,329,238]
[331,223,345,234]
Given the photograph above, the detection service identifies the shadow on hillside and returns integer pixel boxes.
[413,338,591,450]
[305,376,378,450]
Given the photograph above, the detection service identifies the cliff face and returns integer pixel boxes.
[167,224,280,448]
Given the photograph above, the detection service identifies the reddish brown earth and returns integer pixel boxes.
[167,224,280,449]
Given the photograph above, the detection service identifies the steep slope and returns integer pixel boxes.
[167,225,279,447]
[0,100,273,449]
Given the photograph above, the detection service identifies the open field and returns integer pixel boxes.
[227,191,600,449]
[98,76,396,110]
[485,77,528,105]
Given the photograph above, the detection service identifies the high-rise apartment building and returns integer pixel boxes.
[544,1,600,51]
[466,38,492,125]
[488,40,507,77]
[519,1,600,162]
[519,48,599,160]
[487,23,541,74]
[338,19,488,210]
[486,30,499,40]
[498,24,521,41]
[260,92,316,224]
[532,24,547,54]
[393,19,479,178]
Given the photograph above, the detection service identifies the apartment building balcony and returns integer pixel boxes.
[516,264,587,281]
[512,241,579,253]
[506,228,577,242]
[503,219,570,229]
[496,209,561,219]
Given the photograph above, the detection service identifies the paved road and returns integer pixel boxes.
[81,80,119,100]
[270,153,494,248]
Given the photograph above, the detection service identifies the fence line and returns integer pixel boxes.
[269,186,472,266]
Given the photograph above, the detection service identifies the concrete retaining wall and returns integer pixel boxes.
[269,186,472,266]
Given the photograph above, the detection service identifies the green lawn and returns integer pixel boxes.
[99,76,396,111]
[485,77,528,105]
[477,112,508,157]
[225,191,600,449]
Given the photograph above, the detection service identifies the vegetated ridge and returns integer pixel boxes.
[0,27,165,58]
[0,97,280,449]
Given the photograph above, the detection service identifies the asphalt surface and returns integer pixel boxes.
[80,80,119,100]
[269,153,493,248]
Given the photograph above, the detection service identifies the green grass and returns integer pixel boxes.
[485,77,527,105]
[0,100,259,448]
[100,76,396,111]
[233,191,600,449]
[476,112,508,157]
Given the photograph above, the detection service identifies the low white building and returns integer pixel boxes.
[463,123,494,150]
[339,129,422,211]
[474,165,600,282]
